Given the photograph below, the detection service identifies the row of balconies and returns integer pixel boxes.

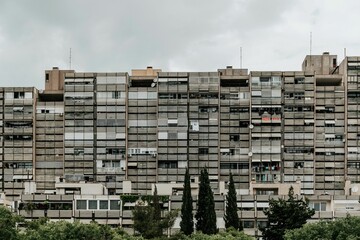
[35,127,63,134]
[64,100,95,106]
[283,168,314,174]
[314,183,344,189]
[64,85,94,91]
[4,99,34,105]
[3,114,33,120]
[96,99,126,105]
[64,160,93,167]
[316,99,345,105]
[36,114,64,121]
[3,153,32,160]
[220,114,250,120]
[127,100,157,107]
[127,129,157,135]
[158,84,188,92]
[283,112,314,119]
[251,127,282,132]
[347,140,360,146]
[283,84,314,90]
[283,154,314,161]
[284,99,314,105]
[35,142,63,148]
[315,169,345,176]
[251,99,282,105]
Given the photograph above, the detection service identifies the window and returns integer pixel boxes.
[311,202,326,211]
[112,91,122,99]
[190,120,199,131]
[243,220,255,228]
[168,132,177,139]
[230,134,240,141]
[14,92,25,99]
[230,107,249,113]
[100,200,109,210]
[74,148,84,156]
[158,161,178,169]
[88,200,97,210]
[257,221,268,229]
[220,163,248,170]
[45,73,49,82]
[41,109,50,113]
[239,121,249,128]
[110,200,120,210]
[76,200,87,210]
[199,106,218,113]
[294,77,305,84]
[106,148,125,155]
[198,148,209,155]
[294,162,304,169]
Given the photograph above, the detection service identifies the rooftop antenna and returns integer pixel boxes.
[309,32,312,68]
[240,47,243,69]
[69,48,72,70]
[310,32,312,56]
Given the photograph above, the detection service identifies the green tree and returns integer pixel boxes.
[0,206,22,240]
[260,186,315,240]
[195,168,217,234]
[189,228,254,240]
[133,193,178,239]
[284,215,360,240]
[21,220,115,240]
[224,172,241,230]
[180,168,194,235]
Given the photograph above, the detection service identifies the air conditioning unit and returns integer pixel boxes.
[121,166,126,171]
[152,153,157,158]
[128,153,132,158]
[59,113,63,116]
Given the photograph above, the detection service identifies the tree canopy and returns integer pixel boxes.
[260,186,315,240]
[132,188,178,239]
[285,215,360,240]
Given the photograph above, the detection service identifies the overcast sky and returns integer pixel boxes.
[0,0,359,88]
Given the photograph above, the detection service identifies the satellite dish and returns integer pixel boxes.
[151,83,156,88]
[352,186,359,193]
[248,152,253,157]
[249,124,254,129]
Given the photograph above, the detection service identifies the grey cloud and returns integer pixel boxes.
[0,0,360,88]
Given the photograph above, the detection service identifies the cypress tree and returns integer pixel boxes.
[195,168,217,234]
[224,172,242,230]
[152,185,162,236]
[153,185,161,221]
[180,168,194,235]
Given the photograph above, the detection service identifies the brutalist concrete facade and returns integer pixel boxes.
[2,52,360,198]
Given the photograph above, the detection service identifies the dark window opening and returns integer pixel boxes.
[14,92,25,99]
[230,134,240,141]
[198,148,209,155]
[239,121,249,128]
[158,161,178,169]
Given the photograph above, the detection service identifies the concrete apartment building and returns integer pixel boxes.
[2,52,360,236]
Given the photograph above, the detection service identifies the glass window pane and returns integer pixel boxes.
[76,200,87,210]
[110,200,120,210]
[100,200,109,210]
[321,202,326,211]
[88,200,97,210]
